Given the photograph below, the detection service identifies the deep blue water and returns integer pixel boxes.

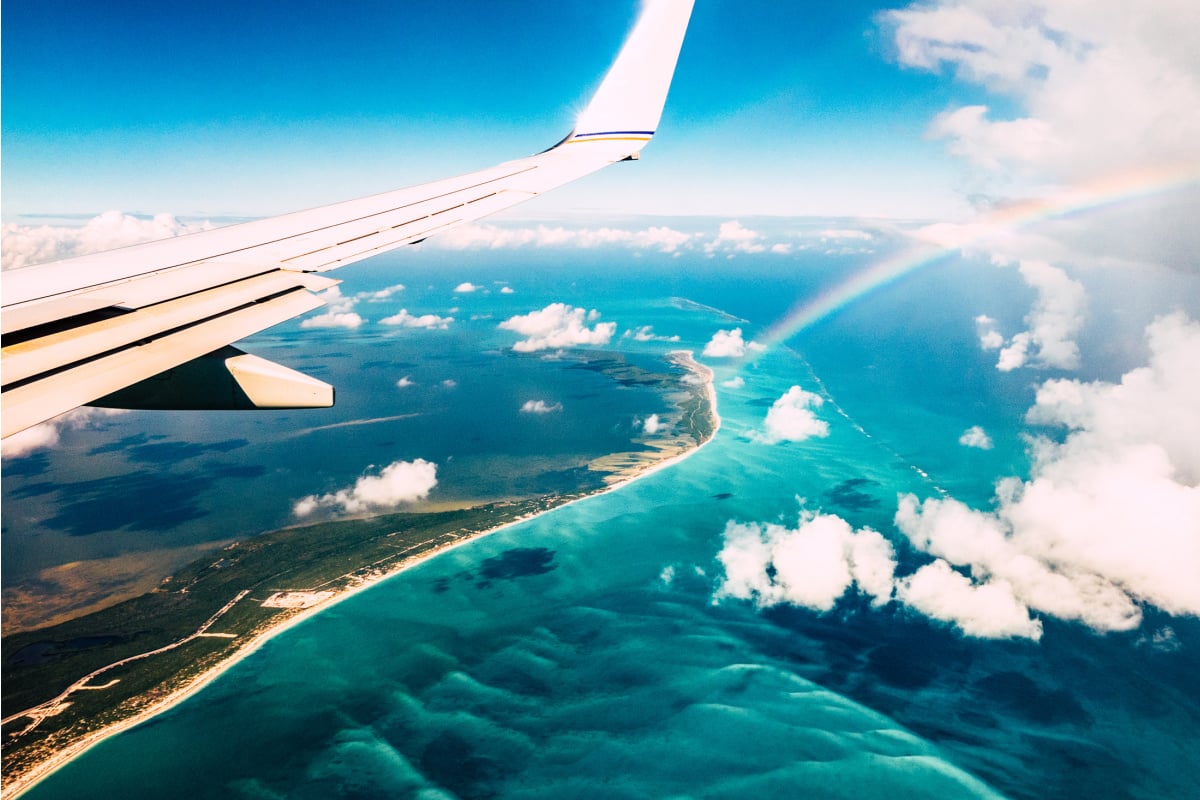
[12,239,1200,799]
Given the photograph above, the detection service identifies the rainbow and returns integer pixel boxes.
[751,162,1200,354]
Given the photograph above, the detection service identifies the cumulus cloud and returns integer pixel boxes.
[396,376,415,389]
[641,414,662,435]
[301,311,363,329]
[425,219,877,258]
[959,425,994,449]
[716,512,896,612]
[625,325,681,343]
[1,407,125,458]
[1,211,213,270]
[897,559,1044,640]
[883,0,1200,185]
[981,260,1087,371]
[705,221,766,255]
[819,228,874,242]
[895,313,1200,637]
[975,314,1005,350]
[301,286,364,329]
[379,309,454,329]
[500,286,515,295]
[453,282,478,293]
[360,284,406,302]
[498,303,615,352]
[721,376,746,389]
[756,386,829,443]
[1002,260,1087,370]
[434,222,697,254]
[520,400,562,415]
[703,328,760,358]
[293,459,437,517]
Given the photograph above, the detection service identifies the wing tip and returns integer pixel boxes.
[557,0,694,156]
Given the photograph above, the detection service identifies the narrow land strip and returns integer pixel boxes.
[1,350,719,797]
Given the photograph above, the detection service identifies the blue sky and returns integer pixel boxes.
[3,0,982,220]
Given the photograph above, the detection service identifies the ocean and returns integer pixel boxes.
[9,227,1200,799]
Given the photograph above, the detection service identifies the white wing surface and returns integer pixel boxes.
[1,0,694,441]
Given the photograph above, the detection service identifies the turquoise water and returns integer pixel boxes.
[14,241,1200,798]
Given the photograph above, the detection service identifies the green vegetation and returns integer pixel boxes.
[0,350,717,792]
[0,497,577,786]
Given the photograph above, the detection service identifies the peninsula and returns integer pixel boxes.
[1,350,718,796]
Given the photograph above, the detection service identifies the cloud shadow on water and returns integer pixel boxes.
[125,439,249,464]
[2,452,50,477]
[973,671,1092,727]
[825,478,881,511]
[475,547,557,589]
[42,471,215,536]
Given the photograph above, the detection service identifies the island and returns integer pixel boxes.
[1,350,719,796]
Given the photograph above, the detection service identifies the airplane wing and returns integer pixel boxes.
[0,0,694,441]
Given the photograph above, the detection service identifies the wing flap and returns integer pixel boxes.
[1,289,324,439]
[2,271,337,387]
[1,261,291,336]
[92,347,334,411]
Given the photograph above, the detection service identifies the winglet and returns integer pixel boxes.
[561,0,694,157]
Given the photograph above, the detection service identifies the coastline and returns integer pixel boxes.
[4,350,721,798]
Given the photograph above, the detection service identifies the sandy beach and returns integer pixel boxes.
[4,351,720,798]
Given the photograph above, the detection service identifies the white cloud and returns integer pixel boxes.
[300,311,363,329]
[1,211,213,270]
[884,0,1200,186]
[702,328,747,358]
[721,376,745,389]
[897,560,1044,640]
[642,414,662,435]
[520,400,562,415]
[453,282,478,293]
[396,376,415,389]
[1027,312,1200,482]
[625,325,681,343]
[498,303,615,352]
[1,407,125,458]
[929,105,1058,172]
[716,512,896,612]
[441,379,457,389]
[756,386,830,443]
[895,313,1200,636]
[293,459,438,517]
[359,284,406,302]
[705,221,766,255]
[1005,260,1087,370]
[301,286,365,329]
[423,220,869,258]
[975,314,1004,350]
[819,228,874,241]
[959,425,994,449]
[379,309,454,329]
[983,260,1087,371]
[434,222,697,254]
[500,286,515,295]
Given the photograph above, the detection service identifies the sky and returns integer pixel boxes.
[5,1,1198,225]
[2,0,1008,221]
